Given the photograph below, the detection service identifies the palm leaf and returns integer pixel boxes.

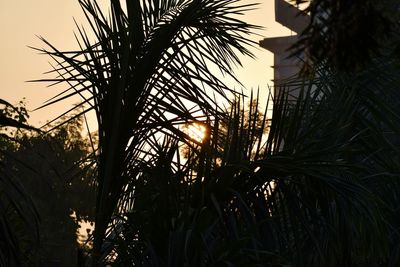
[34,0,259,263]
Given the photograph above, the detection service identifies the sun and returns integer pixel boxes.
[187,123,207,142]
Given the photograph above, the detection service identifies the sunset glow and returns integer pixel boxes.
[187,123,207,142]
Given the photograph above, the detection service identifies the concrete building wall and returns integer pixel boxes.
[260,0,309,84]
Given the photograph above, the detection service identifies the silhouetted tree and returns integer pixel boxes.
[1,109,96,266]
[0,99,39,266]
[292,0,400,71]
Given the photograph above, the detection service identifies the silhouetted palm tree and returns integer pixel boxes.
[35,0,259,264]
[34,0,400,266]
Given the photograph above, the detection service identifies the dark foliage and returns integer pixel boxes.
[292,0,400,72]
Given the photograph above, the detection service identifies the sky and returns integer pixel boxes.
[0,0,291,127]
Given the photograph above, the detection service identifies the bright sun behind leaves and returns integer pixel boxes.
[187,123,207,143]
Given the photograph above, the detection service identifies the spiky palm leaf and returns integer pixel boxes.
[103,57,400,266]
[35,0,400,266]
[231,61,400,266]
[34,0,259,264]
[38,43,400,266]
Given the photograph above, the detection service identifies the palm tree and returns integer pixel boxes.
[35,0,259,264]
[93,63,400,266]
[34,0,400,266]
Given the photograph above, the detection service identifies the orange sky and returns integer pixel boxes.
[0,0,291,127]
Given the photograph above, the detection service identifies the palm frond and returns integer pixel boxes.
[34,0,259,263]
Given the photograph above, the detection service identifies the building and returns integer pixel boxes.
[260,0,309,85]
